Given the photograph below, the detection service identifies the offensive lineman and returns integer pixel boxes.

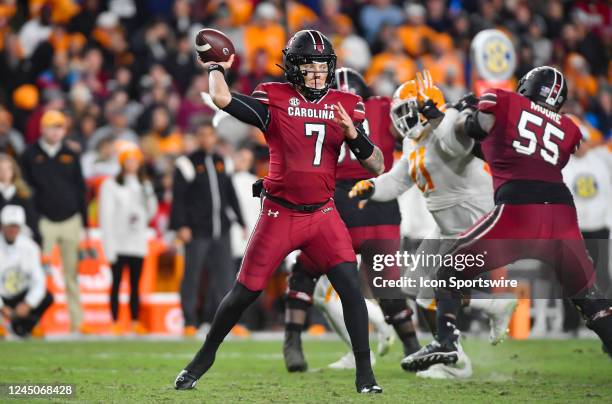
[350,71,517,378]
[283,68,421,372]
[174,30,383,394]
[404,66,612,371]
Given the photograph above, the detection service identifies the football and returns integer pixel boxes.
[194,28,235,63]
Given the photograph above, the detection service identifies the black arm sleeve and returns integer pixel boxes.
[222,93,270,132]
[464,110,489,141]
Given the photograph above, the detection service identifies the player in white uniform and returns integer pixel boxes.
[350,71,517,379]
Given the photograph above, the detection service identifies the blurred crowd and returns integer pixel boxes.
[0,1,610,183]
[0,0,611,336]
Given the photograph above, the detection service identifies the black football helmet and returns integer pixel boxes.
[334,67,370,99]
[517,66,567,112]
[282,30,336,101]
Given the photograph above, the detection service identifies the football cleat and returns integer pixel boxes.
[416,346,472,379]
[487,298,518,345]
[328,351,376,370]
[357,384,383,394]
[377,327,395,357]
[283,331,308,372]
[174,370,198,390]
[401,326,460,372]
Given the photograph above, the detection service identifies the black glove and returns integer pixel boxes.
[419,98,444,120]
[452,93,479,112]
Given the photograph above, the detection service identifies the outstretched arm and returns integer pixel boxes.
[199,56,269,132]
[199,56,234,108]
[370,155,414,201]
[454,109,495,141]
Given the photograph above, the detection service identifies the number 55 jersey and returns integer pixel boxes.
[478,88,582,199]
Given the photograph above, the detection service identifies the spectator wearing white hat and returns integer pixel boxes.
[0,205,53,338]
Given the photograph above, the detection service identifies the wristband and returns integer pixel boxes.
[347,129,375,160]
[419,99,444,120]
[208,64,225,75]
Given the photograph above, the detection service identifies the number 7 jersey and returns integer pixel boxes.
[252,82,365,205]
[478,88,582,193]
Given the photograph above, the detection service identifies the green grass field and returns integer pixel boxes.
[0,337,611,403]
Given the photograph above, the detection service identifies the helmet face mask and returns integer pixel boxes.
[300,61,330,91]
[391,79,446,139]
[517,66,567,112]
[283,30,336,101]
[391,98,421,138]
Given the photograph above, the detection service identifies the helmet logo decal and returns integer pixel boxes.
[545,67,563,106]
[307,30,325,53]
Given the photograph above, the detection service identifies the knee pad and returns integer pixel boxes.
[378,298,414,325]
[286,262,318,309]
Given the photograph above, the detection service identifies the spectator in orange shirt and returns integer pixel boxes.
[365,30,416,89]
[287,0,318,33]
[0,3,15,52]
[243,2,285,76]
[141,106,184,160]
[397,3,437,57]
[565,52,598,106]
[420,33,465,89]
[29,0,79,25]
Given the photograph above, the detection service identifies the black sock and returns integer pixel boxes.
[378,299,420,354]
[327,263,370,353]
[327,263,376,387]
[354,349,375,384]
[185,283,260,377]
[285,323,304,332]
[393,322,420,355]
[436,294,461,342]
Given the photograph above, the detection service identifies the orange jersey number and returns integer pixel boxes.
[408,147,435,193]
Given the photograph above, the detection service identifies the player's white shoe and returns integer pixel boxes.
[486,298,518,345]
[328,351,376,370]
[416,346,472,379]
[376,324,395,357]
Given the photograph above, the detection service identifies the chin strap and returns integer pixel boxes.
[275,63,286,74]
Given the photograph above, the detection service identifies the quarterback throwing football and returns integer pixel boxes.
[174,30,384,394]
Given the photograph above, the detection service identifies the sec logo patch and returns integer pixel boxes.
[289,97,300,107]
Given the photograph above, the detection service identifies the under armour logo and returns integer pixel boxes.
[268,209,279,218]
